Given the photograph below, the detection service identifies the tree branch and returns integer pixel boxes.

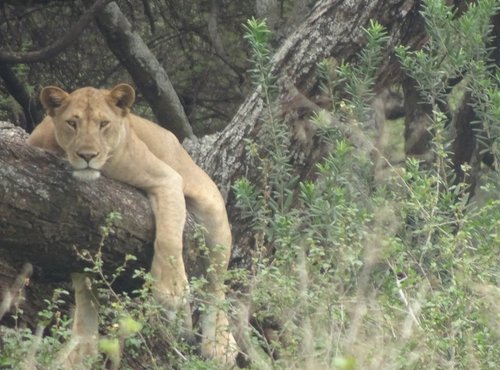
[0,63,42,131]
[0,123,154,284]
[83,0,195,141]
[0,0,113,64]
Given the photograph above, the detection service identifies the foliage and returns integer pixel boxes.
[396,0,500,168]
[336,20,390,121]
[0,288,72,369]
[233,4,499,369]
[0,212,213,369]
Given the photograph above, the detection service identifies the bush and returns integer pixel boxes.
[233,3,499,368]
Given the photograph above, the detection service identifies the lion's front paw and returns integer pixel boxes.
[151,258,190,310]
[201,310,238,366]
[153,283,193,332]
[201,330,238,366]
[154,287,188,310]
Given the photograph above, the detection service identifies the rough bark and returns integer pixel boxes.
[0,122,155,284]
[82,0,195,141]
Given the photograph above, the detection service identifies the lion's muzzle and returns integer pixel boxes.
[69,150,105,181]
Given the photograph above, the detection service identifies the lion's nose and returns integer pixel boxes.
[77,151,99,163]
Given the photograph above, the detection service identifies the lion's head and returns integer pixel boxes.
[40,84,135,181]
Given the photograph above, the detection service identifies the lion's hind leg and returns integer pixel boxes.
[58,273,99,369]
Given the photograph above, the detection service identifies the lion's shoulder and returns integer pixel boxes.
[27,117,64,154]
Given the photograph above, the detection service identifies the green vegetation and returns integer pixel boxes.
[396,0,500,167]
[232,3,499,369]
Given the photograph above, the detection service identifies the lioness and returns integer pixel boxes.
[28,84,237,364]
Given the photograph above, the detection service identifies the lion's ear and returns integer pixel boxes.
[40,86,69,116]
[108,84,135,113]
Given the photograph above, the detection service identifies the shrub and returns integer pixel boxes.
[234,3,499,368]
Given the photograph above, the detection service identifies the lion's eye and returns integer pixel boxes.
[66,120,77,129]
[100,120,110,129]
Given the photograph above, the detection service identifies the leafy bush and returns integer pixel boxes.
[233,2,499,369]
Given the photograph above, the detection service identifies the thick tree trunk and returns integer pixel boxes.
[0,123,155,284]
